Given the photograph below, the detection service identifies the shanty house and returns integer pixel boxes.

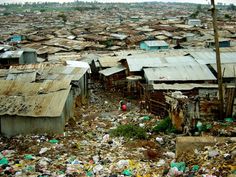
[205,39,231,48]
[140,40,169,51]
[0,80,72,137]
[143,64,216,84]
[99,64,126,90]
[22,48,37,64]
[189,51,236,65]
[187,19,201,26]
[0,51,24,68]
[8,35,23,43]
[147,83,220,131]
[0,49,37,68]
[6,61,90,117]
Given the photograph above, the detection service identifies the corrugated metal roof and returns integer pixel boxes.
[98,56,120,68]
[127,35,146,44]
[110,33,128,40]
[66,60,91,73]
[9,62,89,82]
[7,71,36,82]
[24,43,67,55]
[0,80,71,117]
[126,55,198,72]
[0,51,23,59]
[144,65,216,82]
[190,52,236,64]
[144,40,168,47]
[80,53,100,65]
[219,46,236,53]
[43,38,95,50]
[0,69,8,80]
[164,56,198,65]
[99,64,126,76]
[210,63,236,78]
[48,52,81,61]
[152,83,218,90]
[126,57,162,72]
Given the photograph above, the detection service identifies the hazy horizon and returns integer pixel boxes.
[0,0,235,5]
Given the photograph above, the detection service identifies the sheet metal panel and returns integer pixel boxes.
[0,51,23,59]
[210,63,236,78]
[190,52,236,64]
[98,56,120,68]
[144,40,168,47]
[126,55,198,72]
[0,80,71,117]
[99,64,126,76]
[126,57,162,72]
[144,65,216,81]
[164,56,198,65]
[7,71,36,82]
[152,83,218,90]
[9,63,88,82]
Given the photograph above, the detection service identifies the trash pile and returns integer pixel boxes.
[0,83,235,176]
[177,138,236,177]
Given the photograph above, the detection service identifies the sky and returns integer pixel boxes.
[0,0,235,4]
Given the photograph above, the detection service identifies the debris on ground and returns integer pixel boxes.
[0,82,235,176]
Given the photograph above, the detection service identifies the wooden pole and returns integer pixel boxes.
[210,0,224,120]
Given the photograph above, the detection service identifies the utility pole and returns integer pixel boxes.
[210,0,224,120]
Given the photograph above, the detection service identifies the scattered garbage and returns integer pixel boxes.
[156,137,164,145]
[208,149,219,158]
[0,157,8,165]
[49,139,59,144]
[156,159,166,167]
[191,165,199,172]
[143,116,150,121]
[196,121,203,132]
[164,151,175,158]
[225,117,234,123]
[24,154,35,160]
[39,147,49,154]
[170,162,186,172]
[122,169,132,176]
[0,82,234,176]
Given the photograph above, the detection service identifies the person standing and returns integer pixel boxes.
[126,100,131,111]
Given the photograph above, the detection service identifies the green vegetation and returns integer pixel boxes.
[3,12,11,16]
[197,4,202,11]
[103,39,114,47]
[74,6,100,11]
[153,117,172,133]
[110,124,147,139]
[227,4,236,11]
[1,2,75,13]
[224,14,231,19]
[190,10,199,18]
[58,13,67,24]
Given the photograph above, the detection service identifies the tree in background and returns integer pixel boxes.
[228,4,236,11]
[58,13,67,25]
